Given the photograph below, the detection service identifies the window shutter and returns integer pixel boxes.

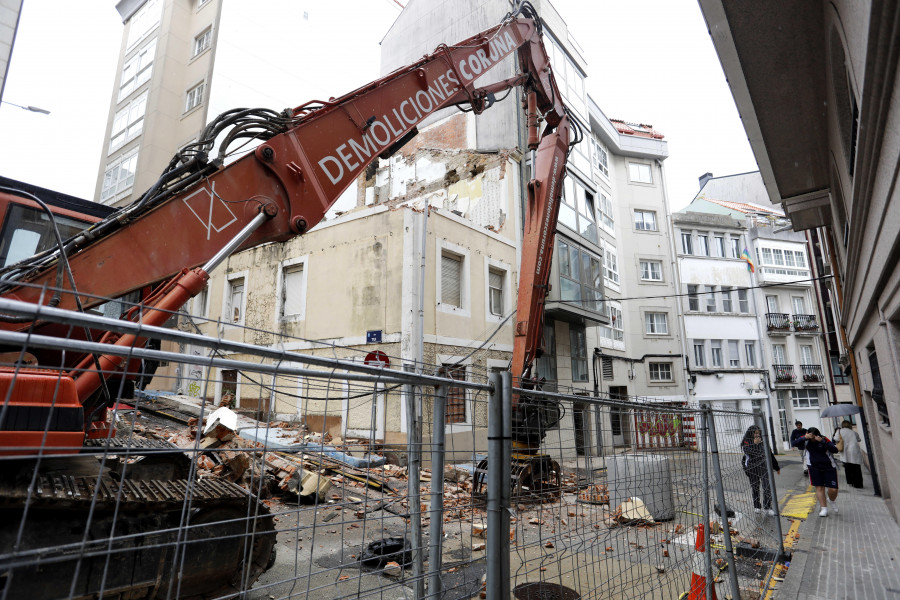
[282,266,304,317]
[442,254,462,307]
[489,269,503,315]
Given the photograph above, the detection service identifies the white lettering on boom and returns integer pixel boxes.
[316,30,519,187]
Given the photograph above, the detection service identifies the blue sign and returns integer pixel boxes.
[366,330,382,344]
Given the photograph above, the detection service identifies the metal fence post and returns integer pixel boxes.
[487,371,511,599]
[754,410,786,558]
[700,409,713,600]
[426,370,448,599]
[405,369,425,598]
[705,405,742,600]
[500,371,511,598]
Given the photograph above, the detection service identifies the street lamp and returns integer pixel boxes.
[1,100,50,115]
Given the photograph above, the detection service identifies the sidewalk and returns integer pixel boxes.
[775,456,900,599]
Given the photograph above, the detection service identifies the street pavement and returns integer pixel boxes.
[773,452,900,599]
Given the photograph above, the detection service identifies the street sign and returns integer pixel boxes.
[364,350,390,368]
[366,330,382,343]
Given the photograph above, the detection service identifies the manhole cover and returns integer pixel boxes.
[513,582,581,600]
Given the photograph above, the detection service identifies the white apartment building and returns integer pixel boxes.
[679,172,835,448]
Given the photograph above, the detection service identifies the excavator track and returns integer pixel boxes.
[0,474,276,599]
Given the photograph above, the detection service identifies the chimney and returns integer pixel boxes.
[699,172,713,190]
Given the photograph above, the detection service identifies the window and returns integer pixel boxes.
[602,357,613,379]
[280,264,305,319]
[546,37,586,116]
[600,303,623,342]
[766,295,779,313]
[0,205,90,268]
[831,354,849,384]
[745,342,757,367]
[640,260,662,281]
[792,296,806,315]
[869,350,889,425]
[687,284,699,311]
[731,237,741,258]
[227,277,245,324]
[697,234,709,256]
[715,236,725,257]
[603,244,619,286]
[126,0,161,50]
[570,325,588,382]
[100,150,139,202]
[681,233,693,254]
[445,365,467,424]
[535,323,557,382]
[441,252,463,308]
[488,267,505,316]
[634,210,657,231]
[193,287,209,317]
[693,341,706,367]
[109,91,148,152]
[597,192,614,231]
[728,340,740,367]
[711,340,722,367]
[738,289,749,313]
[557,239,603,312]
[706,286,717,312]
[800,344,815,365]
[772,344,787,365]
[721,286,732,312]
[649,362,673,382]
[592,138,609,178]
[193,28,212,57]
[559,176,598,243]
[185,82,205,113]
[645,312,668,335]
[791,389,820,408]
[119,38,156,101]
[628,162,653,184]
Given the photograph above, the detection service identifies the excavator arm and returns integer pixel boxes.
[0,2,571,402]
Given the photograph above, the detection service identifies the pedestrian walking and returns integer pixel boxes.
[741,425,781,516]
[835,420,864,488]
[789,421,808,474]
[794,427,839,516]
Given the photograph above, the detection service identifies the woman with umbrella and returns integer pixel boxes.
[794,427,839,516]
[835,420,864,488]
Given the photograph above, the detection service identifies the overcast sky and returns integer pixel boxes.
[0,0,758,210]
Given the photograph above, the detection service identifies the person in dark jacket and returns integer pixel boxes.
[793,426,839,517]
[789,421,808,474]
[741,425,781,515]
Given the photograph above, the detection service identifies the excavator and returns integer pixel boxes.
[0,2,574,597]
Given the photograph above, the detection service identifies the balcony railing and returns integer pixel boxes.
[773,364,796,383]
[766,313,791,332]
[792,314,820,333]
[800,364,825,383]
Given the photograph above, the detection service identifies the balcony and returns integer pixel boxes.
[792,314,820,335]
[772,364,796,384]
[800,364,825,383]
[766,313,792,335]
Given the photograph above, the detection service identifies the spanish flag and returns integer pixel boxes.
[741,248,755,273]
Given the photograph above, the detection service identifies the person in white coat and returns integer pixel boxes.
[835,420,864,488]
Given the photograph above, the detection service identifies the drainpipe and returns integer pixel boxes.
[593,347,604,457]
[747,229,779,451]
[657,159,693,403]
[417,206,428,374]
